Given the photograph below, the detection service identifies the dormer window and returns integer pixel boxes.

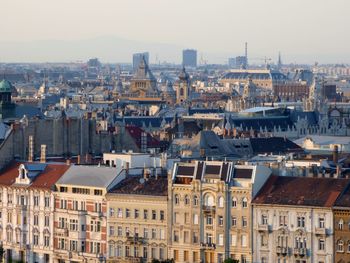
[18,164,27,179]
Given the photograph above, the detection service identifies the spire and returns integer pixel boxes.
[278,52,282,69]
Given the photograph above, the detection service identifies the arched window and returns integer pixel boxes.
[174,194,180,205]
[184,195,190,205]
[242,197,248,208]
[339,219,344,230]
[232,197,237,208]
[337,240,344,252]
[193,195,199,206]
[218,196,224,208]
[180,88,184,96]
[204,194,215,207]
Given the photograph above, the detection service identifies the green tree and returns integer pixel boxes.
[223,258,239,263]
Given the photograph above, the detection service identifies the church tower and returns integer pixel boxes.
[175,67,190,104]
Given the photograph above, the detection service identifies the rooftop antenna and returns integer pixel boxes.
[245,42,248,68]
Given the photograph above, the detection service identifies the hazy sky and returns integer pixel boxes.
[1,0,349,64]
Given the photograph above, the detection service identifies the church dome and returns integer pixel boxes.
[0,79,13,93]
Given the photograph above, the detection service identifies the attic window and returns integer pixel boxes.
[20,167,26,179]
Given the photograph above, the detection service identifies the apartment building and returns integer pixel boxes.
[0,162,69,263]
[53,165,123,263]
[333,186,350,262]
[252,175,350,263]
[106,169,168,263]
[168,160,271,263]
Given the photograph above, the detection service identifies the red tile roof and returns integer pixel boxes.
[125,125,161,149]
[253,175,350,208]
[0,161,70,189]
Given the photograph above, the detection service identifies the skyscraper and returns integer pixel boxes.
[182,49,197,67]
[133,52,149,72]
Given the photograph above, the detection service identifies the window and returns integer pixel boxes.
[160,229,165,240]
[44,196,50,207]
[80,201,86,211]
[193,232,199,243]
[94,189,103,195]
[143,247,148,259]
[184,250,189,261]
[70,219,78,231]
[70,240,78,251]
[59,217,67,229]
[44,234,50,247]
[72,200,78,210]
[33,233,39,246]
[7,193,13,204]
[44,215,50,227]
[184,212,189,224]
[297,216,305,228]
[319,239,325,250]
[152,210,156,220]
[279,215,287,226]
[206,233,213,244]
[134,209,139,219]
[144,228,148,238]
[232,197,237,208]
[151,228,156,239]
[231,234,237,246]
[242,216,247,227]
[174,194,180,205]
[34,215,39,226]
[126,208,130,218]
[262,214,268,225]
[339,219,344,230]
[242,197,248,208]
[204,194,215,207]
[60,187,67,192]
[173,230,179,242]
[109,208,114,217]
[261,257,267,263]
[117,226,122,236]
[94,202,102,213]
[347,241,350,252]
[90,220,101,232]
[159,247,165,260]
[151,247,157,259]
[261,234,268,246]
[143,209,148,219]
[193,195,199,206]
[184,195,190,205]
[206,215,213,225]
[218,216,224,226]
[319,217,325,228]
[337,240,344,252]
[117,208,123,218]
[58,238,66,250]
[33,195,39,206]
[60,199,67,209]
[218,196,224,208]
[232,216,237,227]
[160,210,164,220]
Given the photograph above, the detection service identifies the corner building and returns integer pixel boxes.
[168,161,271,263]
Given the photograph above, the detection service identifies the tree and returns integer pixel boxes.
[223,259,239,263]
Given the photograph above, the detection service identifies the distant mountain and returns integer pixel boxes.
[0,36,186,64]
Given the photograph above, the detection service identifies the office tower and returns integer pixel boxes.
[182,49,197,67]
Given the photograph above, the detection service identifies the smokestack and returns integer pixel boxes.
[333,145,339,164]
[40,144,46,163]
[28,136,34,162]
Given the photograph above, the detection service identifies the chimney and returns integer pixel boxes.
[77,155,81,165]
[233,128,237,138]
[28,136,34,162]
[40,144,47,163]
[66,159,71,165]
[333,145,339,164]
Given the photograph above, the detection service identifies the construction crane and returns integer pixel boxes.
[250,57,272,68]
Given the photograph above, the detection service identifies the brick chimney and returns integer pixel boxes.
[40,144,47,163]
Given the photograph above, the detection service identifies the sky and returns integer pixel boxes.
[1,0,349,64]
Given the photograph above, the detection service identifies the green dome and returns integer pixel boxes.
[0,80,12,93]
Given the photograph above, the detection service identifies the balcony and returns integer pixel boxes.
[258,224,269,232]
[276,246,288,255]
[315,227,326,236]
[200,242,216,250]
[294,248,306,257]
[202,205,216,214]
[126,236,145,245]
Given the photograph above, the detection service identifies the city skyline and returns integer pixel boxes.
[1,0,350,64]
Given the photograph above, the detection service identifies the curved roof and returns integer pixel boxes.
[0,79,13,93]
